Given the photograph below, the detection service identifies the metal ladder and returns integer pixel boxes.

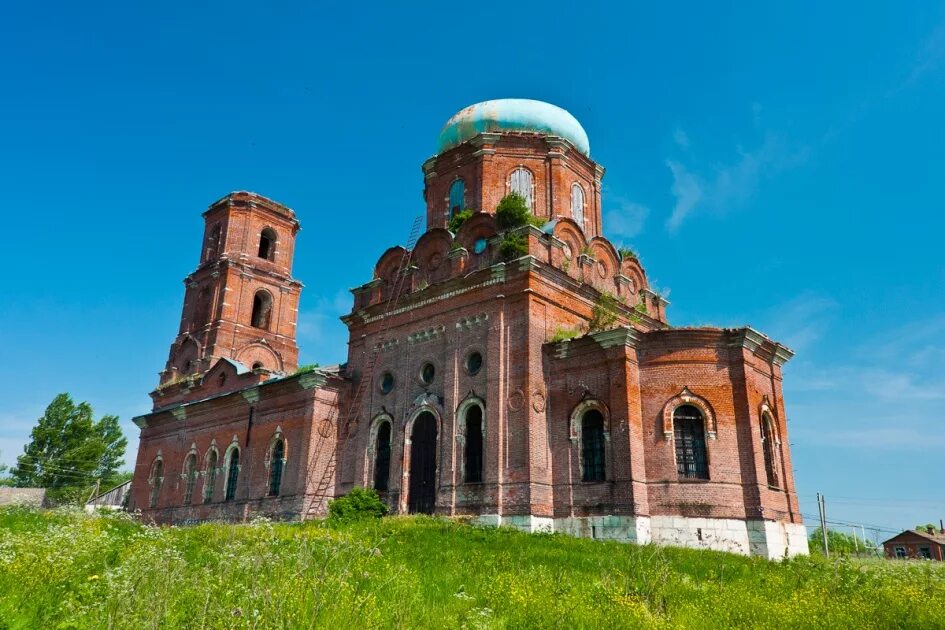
[301,215,423,519]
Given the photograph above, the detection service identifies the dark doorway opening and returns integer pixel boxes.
[408,412,438,514]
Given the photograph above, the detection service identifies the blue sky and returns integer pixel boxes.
[1,1,943,540]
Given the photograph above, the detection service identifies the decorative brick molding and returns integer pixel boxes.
[662,387,717,440]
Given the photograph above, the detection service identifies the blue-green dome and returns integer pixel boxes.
[437,99,590,156]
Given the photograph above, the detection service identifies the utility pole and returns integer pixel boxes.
[851,526,859,555]
[817,492,829,557]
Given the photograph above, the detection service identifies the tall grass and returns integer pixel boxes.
[1,507,943,629]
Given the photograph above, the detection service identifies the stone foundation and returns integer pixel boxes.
[473,514,808,559]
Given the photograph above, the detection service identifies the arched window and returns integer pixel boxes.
[464,405,484,483]
[148,459,163,508]
[203,450,218,503]
[194,287,212,328]
[268,438,286,497]
[449,179,465,218]
[571,183,585,228]
[674,405,708,479]
[509,167,534,209]
[251,290,273,330]
[224,448,240,501]
[373,422,392,491]
[183,454,197,505]
[581,409,606,482]
[258,228,277,261]
[761,415,779,487]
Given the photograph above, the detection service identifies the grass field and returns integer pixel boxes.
[1,507,943,629]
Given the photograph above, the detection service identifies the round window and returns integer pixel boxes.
[466,351,483,375]
[419,362,435,385]
[473,238,488,254]
[379,372,394,394]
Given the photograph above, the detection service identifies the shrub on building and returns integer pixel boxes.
[447,208,474,233]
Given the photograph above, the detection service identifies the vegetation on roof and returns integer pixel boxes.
[447,208,474,233]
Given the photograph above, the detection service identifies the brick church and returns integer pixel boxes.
[130,99,808,558]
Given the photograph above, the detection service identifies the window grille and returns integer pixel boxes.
[581,410,606,482]
[203,451,218,503]
[183,454,197,504]
[268,439,285,497]
[224,449,240,501]
[674,405,709,479]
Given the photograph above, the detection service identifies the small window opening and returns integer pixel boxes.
[449,179,465,218]
[380,372,394,394]
[674,405,709,479]
[251,290,273,330]
[203,451,218,503]
[258,228,277,261]
[374,422,392,491]
[252,361,264,371]
[473,238,488,254]
[183,454,197,505]
[224,449,240,501]
[149,459,163,508]
[571,183,585,229]
[894,546,907,559]
[464,405,483,483]
[466,351,483,376]
[420,362,435,385]
[509,167,534,209]
[217,372,227,387]
[268,439,285,497]
[581,409,606,482]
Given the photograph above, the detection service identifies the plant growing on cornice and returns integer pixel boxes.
[495,193,544,230]
[618,246,639,261]
[579,245,593,257]
[499,232,528,260]
[550,326,583,343]
[588,291,621,333]
[447,208,474,233]
[293,364,319,375]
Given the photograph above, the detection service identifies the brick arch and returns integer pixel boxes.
[568,398,611,441]
[588,237,620,283]
[662,387,717,440]
[365,412,394,488]
[264,426,288,469]
[454,212,498,252]
[236,341,282,373]
[455,393,486,444]
[374,246,408,283]
[552,218,588,257]
[399,400,443,514]
[413,228,453,284]
[758,398,781,446]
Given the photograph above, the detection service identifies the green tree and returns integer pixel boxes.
[808,526,867,556]
[12,393,127,503]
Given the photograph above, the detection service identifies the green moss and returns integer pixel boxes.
[550,326,584,343]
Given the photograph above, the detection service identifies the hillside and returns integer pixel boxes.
[1,508,943,629]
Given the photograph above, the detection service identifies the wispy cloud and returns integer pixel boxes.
[889,20,945,96]
[604,198,650,240]
[672,128,690,149]
[762,292,839,353]
[665,130,808,233]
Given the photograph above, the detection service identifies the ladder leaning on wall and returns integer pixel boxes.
[301,215,424,520]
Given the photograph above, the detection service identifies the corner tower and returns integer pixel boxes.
[156,192,302,398]
[422,99,604,236]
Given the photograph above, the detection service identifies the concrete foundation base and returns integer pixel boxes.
[472,513,808,559]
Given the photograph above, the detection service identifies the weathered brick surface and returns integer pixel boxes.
[132,128,802,542]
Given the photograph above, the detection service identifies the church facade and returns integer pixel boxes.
[130,99,808,558]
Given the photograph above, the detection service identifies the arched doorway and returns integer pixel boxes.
[408,411,438,514]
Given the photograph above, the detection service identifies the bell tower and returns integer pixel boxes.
[158,191,302,390]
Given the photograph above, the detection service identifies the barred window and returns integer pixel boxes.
[581,409,606,482]
[224,449,240,501]
[203,450,218,503]
[268,439,285,497]
[464,405,483,483]
[509,167,534,209]
[674,405,708,479]
[183,454,197,505]
[374,422,392,491]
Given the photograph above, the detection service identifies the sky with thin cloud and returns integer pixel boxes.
[1,1,943,538]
